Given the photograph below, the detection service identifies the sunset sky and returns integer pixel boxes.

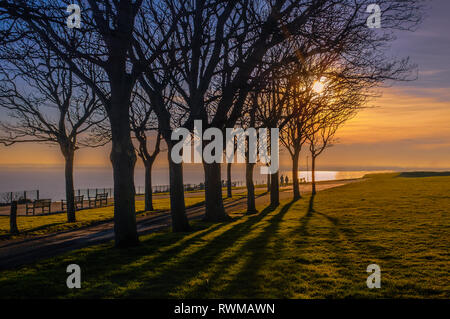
[0,0,449,172]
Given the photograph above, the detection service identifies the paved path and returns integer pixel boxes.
[0,180,359,270]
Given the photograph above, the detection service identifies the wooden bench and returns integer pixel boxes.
[26,199,51,215]
[61,195,84,211]
[88,193,108,208]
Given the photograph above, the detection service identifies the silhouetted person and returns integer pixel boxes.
[280,174,284,186]
[285,175,289,185]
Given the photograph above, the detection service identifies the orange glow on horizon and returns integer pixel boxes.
[0,86,449,170]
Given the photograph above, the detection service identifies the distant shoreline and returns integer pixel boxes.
[1,169,450,202]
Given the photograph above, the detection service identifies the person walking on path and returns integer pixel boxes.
[285,175,289,185]
[280,174,284,186]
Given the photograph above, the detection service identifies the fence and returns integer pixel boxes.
[0,179,268,206]
[75,188,114,199]
[135,180,248,195]
[0,190,39,206]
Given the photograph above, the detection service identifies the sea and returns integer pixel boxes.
[0,165,391,201]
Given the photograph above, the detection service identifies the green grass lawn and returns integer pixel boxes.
[0,188,265,240]
[0,173,448,298]
[0,196,206,239]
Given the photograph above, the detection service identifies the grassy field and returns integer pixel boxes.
[0,196,205,239]
[0,173,448,298]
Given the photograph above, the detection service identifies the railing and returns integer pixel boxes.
[75,188,114,199]
[135,181,249,195]
[0,190,39,206]
[0,179,270,206]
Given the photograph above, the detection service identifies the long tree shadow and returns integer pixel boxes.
[0,189,276,278]
[4,196,356,298]
[115,193,344,298]
[274,192,358,296]
[66,202,283,298]
[285,194,314,239]
[300,200,442,297]
[197,200,297,298]
[308,193,316,213]
[0,220,229,297]
[298,194,372,294]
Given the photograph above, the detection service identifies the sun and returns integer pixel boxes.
[312,80,325,94]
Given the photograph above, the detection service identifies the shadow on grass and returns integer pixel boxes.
[201,200,297,297]
[307,193,315,213]
[300,193,395,297]
[287,193,366,297]
[290,194,315,238]
[1,199,209,241]
[0,200,294,298]
[117,203,285,298]
[0,221,228,297]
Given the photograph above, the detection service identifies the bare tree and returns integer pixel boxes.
[130,91,162,212]
[130,0,192,231]
[306,80,366,195]
[307,118,338,196]
[0,45,105,222]
[244,95,259,214]
[254,52,295,207]
[155,0,352,221]
[280,49,344,200]
[159,0,244,222]
[0,0,180,246]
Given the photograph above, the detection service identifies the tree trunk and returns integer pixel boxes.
[168,148,191,231]
[10,201,18,234]
[311,155,317,195]
[144,161,154,211]
[64,150,76,223]
[270,171,280,207]
[292,149,301,200]
[109,101,139,248]
[203,162,230,222]
[227,162,232,198]
[246,162,257,214]
[267,173,271,192]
